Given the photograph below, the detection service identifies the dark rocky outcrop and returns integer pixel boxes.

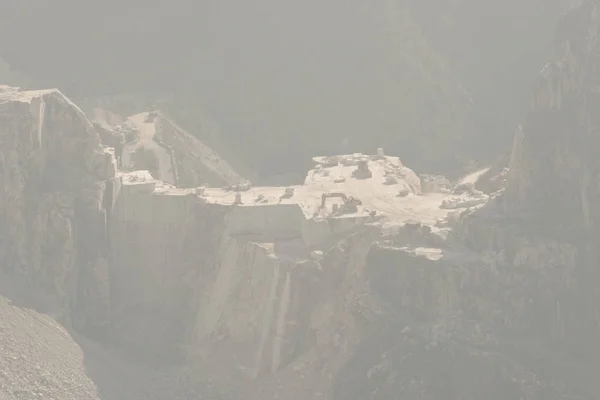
[506,1,600,235]
[330,2,600,399]
[0,88,115,324]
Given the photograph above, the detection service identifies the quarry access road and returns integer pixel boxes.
[122,112,176,185]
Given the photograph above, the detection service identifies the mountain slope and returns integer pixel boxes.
[0,1,567,179]
[1,0,471,178]
[409,0,566,156]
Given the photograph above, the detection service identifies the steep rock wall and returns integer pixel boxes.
[505,0,600,235]
[190,238,318,380]
[236,229,379,400]
[107,186,202,358]
[502,0,600,368]
[104,180,334,381]
[330,216,592,399]
[0,89,116,323]
[399,4,600,397]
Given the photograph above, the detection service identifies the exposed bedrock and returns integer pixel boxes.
[332,225,587,400]
[505,0,600,235]
[0,87,115,323]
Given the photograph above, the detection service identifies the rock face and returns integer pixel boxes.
[0,88,115,324]
[153,111,246,188]
[506,0,600,233]
[420,174,452,193]
[456,2,600,397]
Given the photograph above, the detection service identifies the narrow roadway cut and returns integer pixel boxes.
[121,112,176,185]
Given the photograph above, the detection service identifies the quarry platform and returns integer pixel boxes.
[117,152,487,250]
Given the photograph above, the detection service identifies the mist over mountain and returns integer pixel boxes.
[0,0,566,179]
[4,2,600,399]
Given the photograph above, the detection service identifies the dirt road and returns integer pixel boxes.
[122,112,176,185]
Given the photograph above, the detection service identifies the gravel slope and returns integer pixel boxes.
[0,292,100,400]
[0,274,196,400]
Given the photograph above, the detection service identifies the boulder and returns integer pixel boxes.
[420,174,452,193]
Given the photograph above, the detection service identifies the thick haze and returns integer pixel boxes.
[0,0,566,178]
[3,1,600,399]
